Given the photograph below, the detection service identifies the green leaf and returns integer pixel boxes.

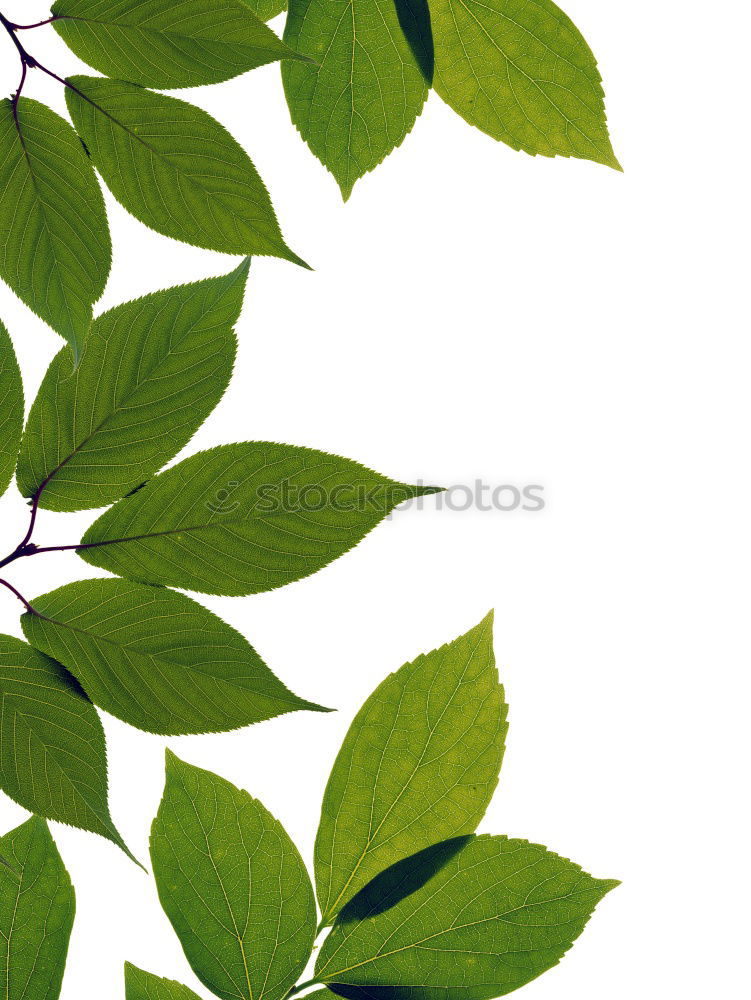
[65,77,306,265]
[52,0,307,90]
[244,0,287,19]
[21,578,326,735]
[17,261,248,513]
[283,0,429,199]
[124,964,202,1000]
[316,834,619,998]
[0,98,111,359]
[0,817,75,1000]
[0,318,23,498]
[0,634,135,862]
[430,0,620,169]
[78,443,440,595]
[151,751,317,1000]
[316,612,506,924]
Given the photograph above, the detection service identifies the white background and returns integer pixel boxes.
[0,1,748,997]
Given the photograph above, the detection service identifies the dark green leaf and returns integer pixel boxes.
[430,0,620,169]
[283,0,428,199]
[0,634,135,862]
[316,834,619,998]
[65,77,306,264]
[21,578,326,735]
[52,0,307,90]
[17,261,248,513]
[316,612,506,924]
[0,318,23,497]
[125,964,202,1000]
[78,443,440,595]
[244,0,287,19]
[0,817,75,1000]
[0,98,111,359]
[151,751,317,1000]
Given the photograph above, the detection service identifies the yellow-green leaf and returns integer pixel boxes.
[316,612,506,924]
[430,0,620,168]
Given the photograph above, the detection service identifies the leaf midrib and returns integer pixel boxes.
[32,303,227,499]
[323,624,490,920]
[58,13,281,53]
[32,613,306,710]
[319,867,585,981]
[68,80,287,254]
[7,105,77,342]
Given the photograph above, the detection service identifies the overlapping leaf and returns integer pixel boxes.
[0,634,134,860]
[0,817,75,1000]
[0,98,111,359]
[125,965,202,1000]
[78,443,440,595]
[21,578,325,735]
[246,0,288,20]
[151,752,317,1000]
[316,834,618,998]
[430,0,619,168]
[17,261,248,512]
[316,612,507,924]
[52,0,307,89]
[0,318,22,497]
[283,0,430,198]
[65,77,306,264]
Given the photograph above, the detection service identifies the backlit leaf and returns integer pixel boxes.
[78,443,440,595]
[0,318,22,498]
[151,752,316,1000]
[0,817,75,1000]
[17,261,248,512]
[283,0,429,199]
[430,0,620,168]
[52,0,307,90]
[316,612,506,924]
[316,834,619,998]
[0,634,135,861]
[124,964,202,1000]
[65,77,306,264]
[21,578,326,735]
[0,98,111,359]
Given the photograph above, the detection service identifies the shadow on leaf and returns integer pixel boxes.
[337,836,472,925]
[394,0,434,85]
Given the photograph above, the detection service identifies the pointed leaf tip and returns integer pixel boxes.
[0,635,138,864]
[78,443,432,595]
[430,0,618,169]
[315,615,506,918]
[22,580,321,735]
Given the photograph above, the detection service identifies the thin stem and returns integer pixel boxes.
[21,541,87,556]
[19,490,42,551]
[12,18,58,30]
[0,11,37,106]
[0,579,39,616]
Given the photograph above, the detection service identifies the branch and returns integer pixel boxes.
[0,578,40,616]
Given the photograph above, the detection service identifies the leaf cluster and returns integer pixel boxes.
[282,0,621,198]
[0,0,619,356]
[131,613,618,1000]
[0,264,436,863]
[0,0,310,359]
